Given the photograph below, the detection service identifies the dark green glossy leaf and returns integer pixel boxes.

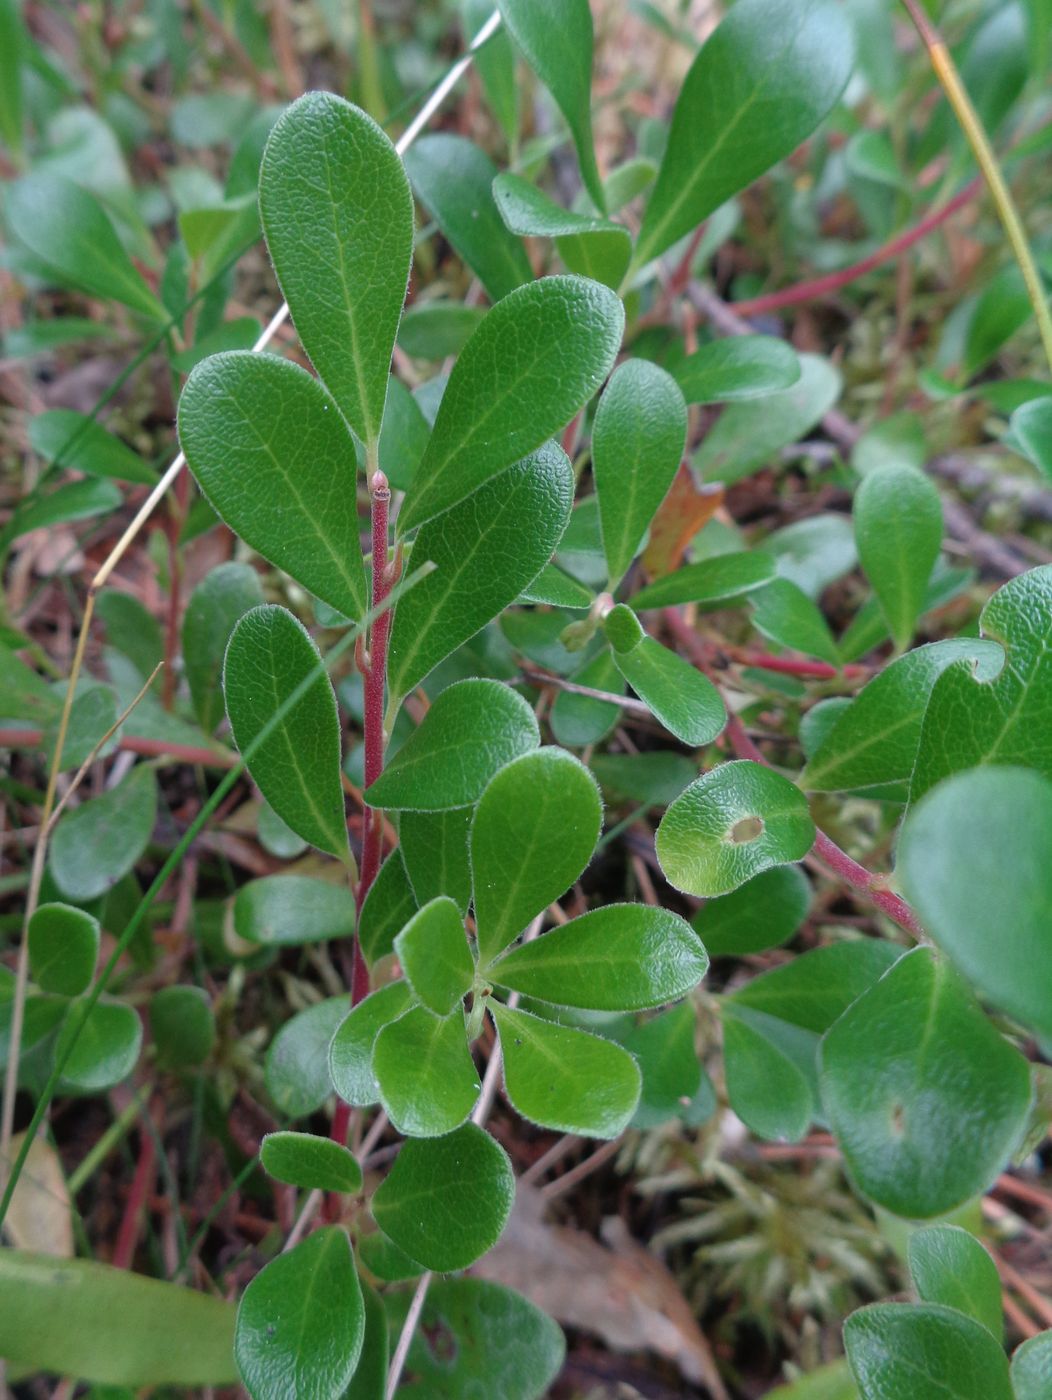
[1012,1330,1052,1400]
[490,903,707,1010]
[853,465,942,652]
[344,1282,387,1399]
[399,808,473,915]
[632,550,777,609]
[605,604,725,745]
[731,941,901,1032]
[372,1123,514,1270]
[50,764,156,903]
[492,172,630,289]
[656,760,815,897]
[550,650,623,747]
[404,135,531,303]
[150,985,215,1069]
[372,1005,480,1137]
[692,865,810,957]
[225,605,347,857]
[399,278,622,531]
[260,1131,362,1194]
[592,360,687,587]
[463,0,519,141]
[259,92,413,448]
[329,981,415,1108]
[674,337,801,404]
[635,0,854,263]
[394,897,474,1016]
[2,478,121,545]
[234,876,356,947]
[378,378,429,493]
[819,948,1032,1217]
[907,1225,1002,1339]
[179,352,368,620]
[622,1003,712,1129]
[722,1007,813,1141]
[265,997,349,1119]
[235,1227,364,1400]
[28,902,99,998]
[492,1002,640,1137]
[183,563,264,734]
[519,561,594,609]
[471,748,602,964]
[844,1303,1012,1400]
[589,751,698,807]
[389,444,574,701]
[397,303,487,360]
[365,679,539,811]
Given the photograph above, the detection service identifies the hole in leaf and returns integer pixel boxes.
[421,1320,457,1365]
[889,1103,906,1138]
[729,816,764,844]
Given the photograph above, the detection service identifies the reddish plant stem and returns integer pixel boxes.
[731,177,980,319]
[661,608,926,940]
[112,1113,157,1269]
[357,471,393,920]
[0,727,236,766]
[724,647,870,681]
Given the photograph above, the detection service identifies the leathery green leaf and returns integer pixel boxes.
[693,865,811,957]
[907,1225,1002,1339]
[224,606,347,858]
[56,998,142,1094]
[398,277,622,530]
[1012,1330,1052,1400]
[844,1303,1012,1400]
[358,850,417,964]
[50,764,157,903]
[492,172,631,289]
[372,1005,480,1137]
[750,578,841,666]
[496,0,605,212]
[635,0,854,265]
[259,92,413,447]
[404,135,532,303]
[472,748,602,965]
[675,337,801,404]
[329,981,415,1107]
[265,997,349,1119]
[656,760,815,897]
[345,1282,387,1400]
[388,443,573,702]
[233,875,357,947]
[29,408,158,484]
[235,1227,364,1400]
[372,1123,514,1271]
[853,465,943,651]
[28,902,99,998]
[0,1249,237,1386]
[260,1131,363,1194]
[150,985,215,1069]
[1010,395,1052,479]
[178,352,368,620]
[364,678,539,811]
[592,360,687,587]
[490,903,707,1011]
[394,896,474,1016]
[899,766,1052,1048]
[183,562,264,734]
[721,1007,813,1142]
[604,603,725,746]
[632,551,778,610]
[399,808,473,915]
[819,948,1032,1218]
[492,1002,640,1137]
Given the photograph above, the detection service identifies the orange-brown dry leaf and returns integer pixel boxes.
[641,465,724,579]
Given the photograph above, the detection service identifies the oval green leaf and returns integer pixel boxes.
[330,981,415,1108]
[49,764,157,903]
[372,1005,480,1138]
[605,604,726,746]
[854,464,943,652]
[632,550,778,610]
[28,902,99,998]
[844,1302,1012,1400]
[260,1131,363,1195]
[674,337,802,404]
[394,897,474,1016]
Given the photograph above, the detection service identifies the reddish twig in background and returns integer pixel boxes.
[731,177,980,318]
[112,1104,158,1269]
[0,727,235,767]
[723,646,871,681]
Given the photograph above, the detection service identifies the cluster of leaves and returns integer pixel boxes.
[2,0,1052,1396]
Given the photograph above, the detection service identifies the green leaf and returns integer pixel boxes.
[722,1007,813,1141]
[388,444,574,701]
[674,337,802,404]
[656,760,815,897]
[490,903,707,1010]
[28,903,99,998]
[43,684,118,773]
[0,0,24,157]
[819,947,1032,1217]
[178,352,368,620]
[1010,396,1052,479]
[693,354,842,487]
[345,1282,387,1400]
[329,982,415,1108]
[6,174,166,320]
[0,1249,237,1387]
[372,1005,480,1137]
[394,897,474,1016]
[1011,1330,1052,1400]
[0,644,61,725]
[404,136,532,303]
[260,1131,362,1194]
[631,550,777,609]
[398,302,487,360]
[364,679,539,811]
[258,92,413,449]
[234,876,356,947]
[496,0,605,212]
[693,865,811,956]
[359,851,417,964]
[183,562,264,734]
[265,997,349,1119]
[635,0,854,264]
[387,1278,564,1400]
[590,751,697,807]
[372,1123,514,1271]
[899,766,1052,1048]
[800,639,1003,794]
[57,999,142,1094]
[95,592,163,682]
[730,941,901,1032]
[911,566,1052,799]
[378,378,429,492]
[400,808,473,915]
[463,0,519,142]
[471,748,602,964]
[150,985,215,1069]
[767,1360,857,1400]
[50,764,157,903]
[2,478,122,546]
[605,604,725,745]
[592,360,687,587]
[844,1303,1012,1400]
[750,579,841,665]
[622,1003,713,1129]
[235,1227,364,1400]
[492,1002,640,1137]
[853,465,942,651]
[224,605,347,858]
[357,1232,425,1283]
[550,651,623,747]
[907,1225,1002,1339]
[29,410,157,484]
[491,172,631,289]
[520,561,595,610]
[398,278,622,531]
